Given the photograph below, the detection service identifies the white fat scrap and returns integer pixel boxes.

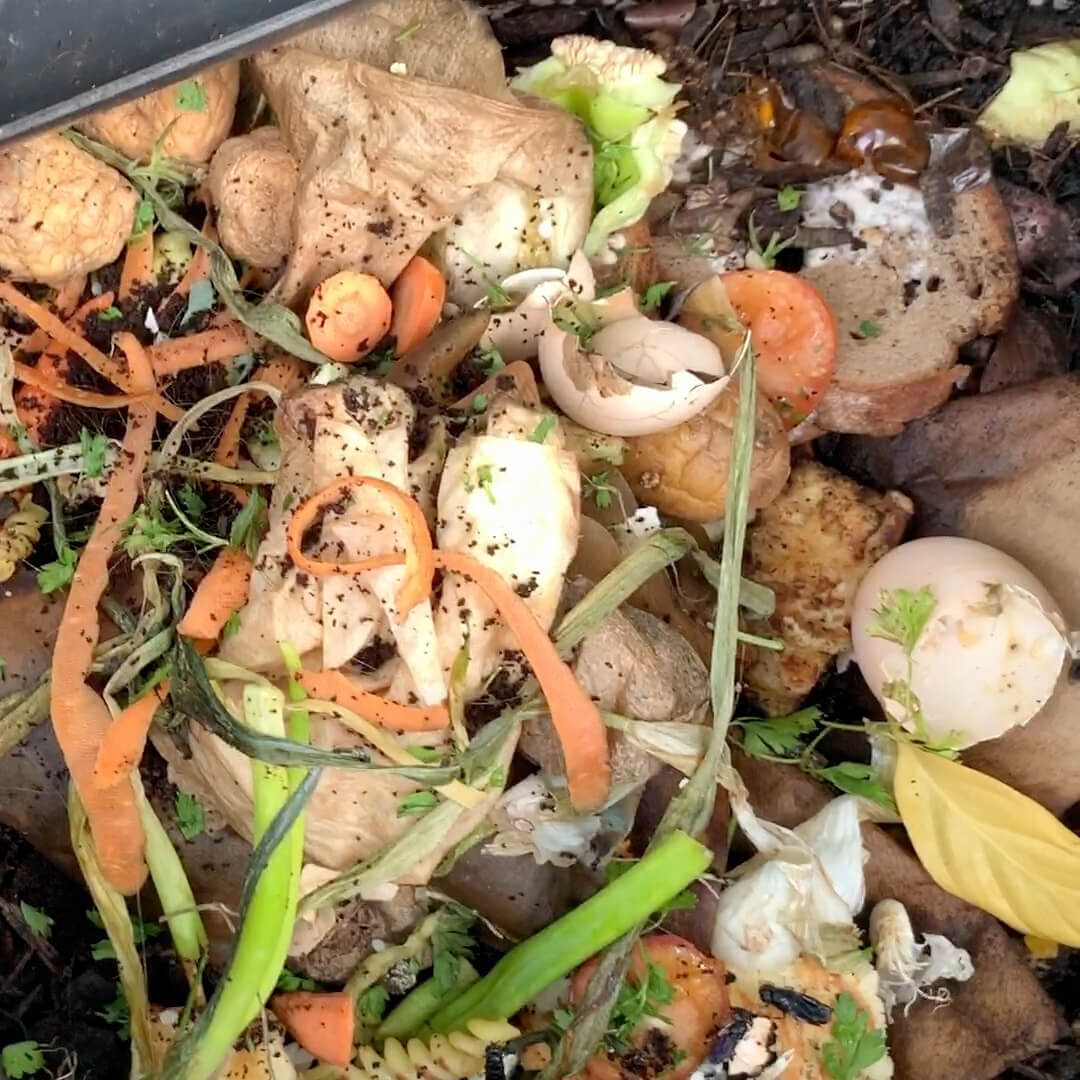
[434,402,580,696]
[800,170,933,268]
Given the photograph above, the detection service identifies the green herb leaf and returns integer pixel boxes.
[606,956,675,1051]
[364,346,396,377]
[398,790,438,816]
[177,483,206,523]
[19,901,53,939]
[131,198,155,238]
[640,280,676,313]
[80,428,109,478]
[529,415,556,444]
[485,280,512,310]
[276,968,319,992]
[431,905,475,995]
[357,984,390,1024]
[477,345,505,375]
[229,489,268,559]
[776,186,803,211]
[584,471,616,511]
[92,938,117,961]
[223,610,242,639]
[182,278,215,326]
[552,307,594,344]
[175,792,205,841]
[407,745,442,763]
[174,80,207,111]
[857,319,882,339]
[736,707,821,758]
[1,1040,45,1078]
[471,393,489,415]
[123,504,187,556]
[867,586,935,656]
[822,991,887,1080]
[97,990,131,1038]
[817,761,897,811]
[96,305,123,322]
[476,464,496,505]
[37,542,77,594]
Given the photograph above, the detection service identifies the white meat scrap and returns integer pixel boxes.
[434,401,580,696]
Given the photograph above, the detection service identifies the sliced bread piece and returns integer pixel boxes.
[800,169,1018,435]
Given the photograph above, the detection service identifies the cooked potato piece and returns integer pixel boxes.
[742,461,912,715]
[622,380,790,521]
[76,63,240,165]
[0,132,137,285]
[209,127,299,269]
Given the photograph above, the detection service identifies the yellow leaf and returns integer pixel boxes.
[894,742,1080,946]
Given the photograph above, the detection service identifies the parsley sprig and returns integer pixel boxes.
[822,992,887,1080]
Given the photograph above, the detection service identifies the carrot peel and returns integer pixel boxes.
[285,475,434,617]
[177,548,253,642]
[93,681,168,789]
[297,669,449,733]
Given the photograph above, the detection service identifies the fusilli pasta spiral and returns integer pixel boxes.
[0,495,46,582]
[353,1019,519,1080]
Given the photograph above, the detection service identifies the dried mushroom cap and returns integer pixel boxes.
[209,128,299,270]
[0,132,136,286]
[75,62,240,165]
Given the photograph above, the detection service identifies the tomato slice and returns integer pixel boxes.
[719,269,837,427]
[570,933,731,1080]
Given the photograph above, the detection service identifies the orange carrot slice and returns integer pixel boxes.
[297,669,450,733]
[435,550,611,812]
[119,230,155,301]
[148,324,252,377]
[271,991,355,1067]
[305,271,392,363]
[285,476,434,617]
[177,548,253,642]
[93,680,169,789]
[391,255,446,356]
[49,332,157,894]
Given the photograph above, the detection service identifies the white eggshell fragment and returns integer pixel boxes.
[851,536,1069,748]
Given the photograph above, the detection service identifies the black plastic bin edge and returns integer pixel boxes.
[0,0,365,149]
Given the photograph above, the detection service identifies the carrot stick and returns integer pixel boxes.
[390,255,445,356]
[305,271,392,363]
[0,280,136,395]
[176,548,253,642]
[119,230,155,301]
[148,324,252,377]
[297,669,450,733]
[92,680,169,789]
[49,332,156,894]
[271,991,355,1067]
[452,360,540,410]
[285,476,434,616]
[435,550,610,812]
[170,236,211,301]
[13,362,156,412]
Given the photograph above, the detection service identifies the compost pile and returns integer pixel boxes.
[0,2,1079,1079]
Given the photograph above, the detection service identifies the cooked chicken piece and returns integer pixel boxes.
[741,461,912,715]
[0,133,136,285]
[435,400,580,696]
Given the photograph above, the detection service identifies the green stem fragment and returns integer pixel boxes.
[377,959,480,1041]
[423,830,710,1036]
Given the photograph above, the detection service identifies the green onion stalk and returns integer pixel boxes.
[161,677,313,1080]
[421,829,710,1035]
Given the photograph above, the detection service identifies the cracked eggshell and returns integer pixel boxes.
[851,536,1069,748]
[539,291,730,437]
[481,250,596,363]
